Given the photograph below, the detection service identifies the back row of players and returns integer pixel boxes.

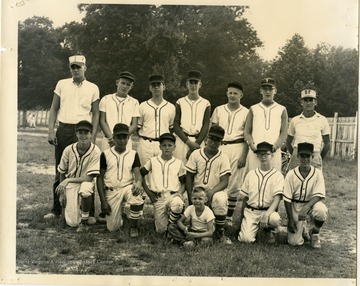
[45,55,330,248]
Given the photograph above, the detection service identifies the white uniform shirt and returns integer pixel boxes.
[184,205,215,232]
[176,96,210,135]
[288,112,330,152]
[99,93,140,132]
[58,143,101,178]
[250,102,286,145]
[241,168,284,209]
[186,149,231,189]
[101,148,139,189]
[283,166,326,203]
[55,78,100,124]
[138,99,175,138]
[211,104,249,141]
[143,155,185,193]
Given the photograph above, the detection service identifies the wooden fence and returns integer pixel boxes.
[18,110,358,160]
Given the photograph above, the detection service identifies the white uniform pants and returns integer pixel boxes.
[210,191,228,216]
[287,201,328,246]
[105,185,144,232]
[238,208,281,243]
[137,137,161,165]
[173,135,204,164]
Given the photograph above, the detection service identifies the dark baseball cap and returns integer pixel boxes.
[75,120,93,132]
[187,70,202,81]
[208,125,225,139]
[261,77,276,88]
[113,123,130,135]
[297,142,314,155]
[255,141,273,153]
[149,74,164,84]
[227,81,243,91]
[119,71,135,82]
[159,133,176,143]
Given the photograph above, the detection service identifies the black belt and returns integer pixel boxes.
[59,122,76,127]
[151,190,178,198]
[246,204,269,211]
[221,138,244,145]
[140,136,159,142]
[184,132,198,138]
[292,199,309,203]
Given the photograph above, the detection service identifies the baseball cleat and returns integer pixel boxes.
[130,227,139,238]
[219,235,233,245]
[183,241,196,249]
[87,216,97,225]
[76,221,90,233]
[311,233,321,249]
[43,213,58,220]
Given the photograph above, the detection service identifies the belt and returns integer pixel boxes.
[59,122,76,127]
[105,184,132,191]
[183,132,198,138]
[151,190,178,198]
[292,199,309,203]
[246,204,269,211]
[221,138,244,145]
[140,136,159,142]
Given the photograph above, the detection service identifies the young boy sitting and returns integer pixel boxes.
[238,141,284,243]
[284,142,328,248]
[96,123,144,238]
[140,133,186,234]
[55,120,101,232]
[168,187,215,248]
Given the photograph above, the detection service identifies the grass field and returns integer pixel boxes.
[16,129,357,278]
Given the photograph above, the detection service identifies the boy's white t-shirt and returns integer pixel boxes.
[184,205,215,232]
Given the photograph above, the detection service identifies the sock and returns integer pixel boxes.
[226,196,238,218]
[129,203,144,220]
[312,219,324,234]
[168,211,182,224]
[215,215,226,234]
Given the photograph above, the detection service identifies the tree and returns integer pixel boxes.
[18,16,68,109]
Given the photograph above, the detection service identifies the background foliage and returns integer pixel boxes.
[18,4,358,117]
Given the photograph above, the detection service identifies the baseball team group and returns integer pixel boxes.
[43,54,331,249]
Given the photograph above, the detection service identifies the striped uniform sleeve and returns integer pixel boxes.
[178,161,186,183]
[219,153,231,177]
[57,145,70,174]
[86,146,101,177]
[240,172,250,196]
[312,169,326,199]
[273,171,285,197]
[168,103,176,130]
[283,171,294,202]
[210,106,219,125]
[185,151,198,174]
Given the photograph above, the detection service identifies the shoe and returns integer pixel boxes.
[311,233,321,249]
[268,231,276,244]
[130,228,139,238]
[219,234,233,245]
[87,216,97,225]
[303,229,311,242]
[183,241,195,249]
[225,217,233,227]
[76,221,90,233]
[44,213,58,220]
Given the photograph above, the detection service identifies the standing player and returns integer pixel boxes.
[284,142,328,248]
[244,78,288,172]
[55,120,101,232]
[99,71,139,151]
[96,123,144,237]
[186,125,232,244]
[285,89,330,170]
[173,70,211,163]
[211,81,249,226]
[45,55,99,223]
[137,74,176,165]
[140,133,186,234]
[238,142,284,243]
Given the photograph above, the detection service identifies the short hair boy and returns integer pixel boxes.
[284,142,328,248]
[238,141,284,243]
[96,123,144,238]
[168,187,215,248]
[186,125,232,244]
[55,120,101,232]
[140,133,186,234]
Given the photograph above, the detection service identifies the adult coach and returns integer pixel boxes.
[244,78,288,172]
[137,74,175,165]
[285,89,330,170]
[211,81,249,226]
[173,70,211,163]
[99,71,139,151]
[45,55,100,222]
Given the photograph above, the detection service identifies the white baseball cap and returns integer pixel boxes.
[301,89,317,99]
[69,55,86,66]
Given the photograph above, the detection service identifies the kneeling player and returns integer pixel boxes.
[284,142,328,248]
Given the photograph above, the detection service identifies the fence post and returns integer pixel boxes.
[330,112,338,157]
[353,111,358,160]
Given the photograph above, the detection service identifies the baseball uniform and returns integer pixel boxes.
[57,142,101,227]
[238,167,284,243]
[100,147,144,232]
[142,155,186,233]
[137,99,175,165]
[283,166,328,246]
[99,93,140,151]
[173,96,211,163]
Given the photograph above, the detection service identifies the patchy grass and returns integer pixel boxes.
[16,132,357,277]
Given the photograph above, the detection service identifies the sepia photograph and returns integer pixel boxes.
[0,0,358,285]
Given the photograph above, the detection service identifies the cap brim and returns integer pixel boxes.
[298,151,313,155]
[76,127,92,132]
[69,62,85,66]
[188,77,200,81]
[261,83,275,87]
[301,96,316,99]
[120,76,134,81]
[208,133,223,139]
[254,148,272,153]
[149,81,163,84]
[113,132,130,135]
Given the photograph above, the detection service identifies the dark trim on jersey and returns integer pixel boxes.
[70,143,96,178]
[293,166,316,202]
[254,167,277,208]
[224,105,244,135]
[155,156,178,189]
[258,102,279,131]
[184,96,204,126]
[199,149,223,185]
[111,94,127,123]
[145,99,170,138]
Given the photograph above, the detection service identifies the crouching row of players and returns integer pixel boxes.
[56,120,328,249]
